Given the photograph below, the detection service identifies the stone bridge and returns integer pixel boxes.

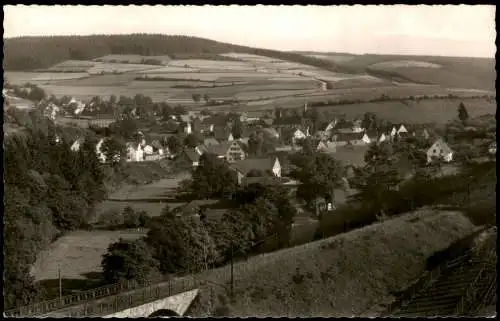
[4,275,201,318]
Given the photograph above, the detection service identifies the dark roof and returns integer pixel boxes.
[241,176,282,186]
[330,145,370,167]
[205,141,232,156]
[332,132,365,142]
[213,126,231,141]
[273,116,303,126]
[365,130,379,138]
[203,137,220,146]
[230,157,277,176]
[202,115,227,126]
[183,148,201,162]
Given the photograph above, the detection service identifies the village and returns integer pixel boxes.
[13,91,491,218]
[3,6,496,317]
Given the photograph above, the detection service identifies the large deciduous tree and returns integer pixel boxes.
[190,153,238,199]
[145,206,219,274]
[101,239,160,284]
[101,136,127,164]
[291,152,344,209]
[458,102,469,124]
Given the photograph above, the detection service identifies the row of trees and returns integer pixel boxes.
[101,177,297,285]
[4,113,107,310]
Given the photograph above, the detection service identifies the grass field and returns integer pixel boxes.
[314,98,496,124]
[30,229,148,282]
[189,209,478,317]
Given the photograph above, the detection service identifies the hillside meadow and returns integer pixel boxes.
[188,209,478,317]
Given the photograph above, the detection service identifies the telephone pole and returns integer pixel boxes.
[58,266,63,306]
[230,242,234,300]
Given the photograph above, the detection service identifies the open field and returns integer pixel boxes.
[108,173,191,201]
[314,98,496,124]
[332,54,495,90]
[306,54,357,63]
[370,60,442,69]
[189,209,478,317]
[30,229,148,281]
[94,54,172,64]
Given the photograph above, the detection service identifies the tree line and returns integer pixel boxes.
[4,34,341,72]
[4,112,107,310]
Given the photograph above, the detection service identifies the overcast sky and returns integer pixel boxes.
[3,5,496,57]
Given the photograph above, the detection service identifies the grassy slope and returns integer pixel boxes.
[188,209,477,317]
[334,54,495,90]
[315,98,496,125]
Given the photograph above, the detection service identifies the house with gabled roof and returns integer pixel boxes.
[378,132,389,143]
[427,138,454,163]
[182,147,202,167]
[397,124,408,135]
[71,136,86,152]
[205,140,246,163]
[230,157,281,185]
[317,140,337,154]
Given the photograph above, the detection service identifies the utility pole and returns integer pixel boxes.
[230,242,234,300]
[58,266,63,306]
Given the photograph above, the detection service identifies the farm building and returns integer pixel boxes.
[331,132,369,147]
[427,138,454,163]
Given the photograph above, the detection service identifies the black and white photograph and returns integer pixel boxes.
[2,4,496,318]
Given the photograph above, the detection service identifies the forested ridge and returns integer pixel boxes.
[3,34,341,72]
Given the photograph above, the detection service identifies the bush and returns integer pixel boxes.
[123,206,150,228]
[97,209,123,229]
[101,238,160,284]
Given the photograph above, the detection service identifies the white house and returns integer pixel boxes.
[390,126,397,137]
[397,124,408,135]
[126,143,144,162]
[361,133,371,144]
[378,133,388,143]
[292,128,307,144]
[352,120,364,133]
[143,145,154,155]
[184,122,192,134]
[69,97,86,115]
[71,138,83,152]
[324,119,338,135]
[96,138,107,163]
[427,138,453,163]
[228,133,234,141]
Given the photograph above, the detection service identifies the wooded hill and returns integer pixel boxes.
[3,34,342,72]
